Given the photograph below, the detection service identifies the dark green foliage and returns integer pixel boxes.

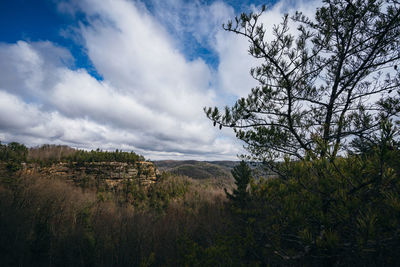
[65,149,145,164]
[243,137,400,265]
[0,142,28,172]
[225,160,251,204]
[0,142,28,161]
[205,0,400,166]
[1,143,145,170]
[179,124,400,266]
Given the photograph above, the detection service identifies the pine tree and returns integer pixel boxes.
[225,160,252,205]
[205,0,400,170]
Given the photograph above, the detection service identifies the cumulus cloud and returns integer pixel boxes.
[0,0,320,160]
[0,39,240,160]
[0,41,73,102]
[145,0,319,99]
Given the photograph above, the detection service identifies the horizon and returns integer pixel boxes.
[0,0,319,161]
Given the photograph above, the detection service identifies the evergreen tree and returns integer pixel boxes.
[225,160,251,204]
[205,0,400,170]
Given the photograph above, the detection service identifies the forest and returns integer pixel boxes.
[1,122,400,266]
[1,0,400,266]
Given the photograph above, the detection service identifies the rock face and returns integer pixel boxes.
[20,161,160,189]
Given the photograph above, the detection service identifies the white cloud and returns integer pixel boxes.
[74,0,218,120]
[0,41,72,100]
[0,0,320,160]
[213,0,320,98]
[0,39,240,159]
[145,0,319,99]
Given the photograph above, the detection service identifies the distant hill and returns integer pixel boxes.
[154,160,235,180]
[155,160,277,180]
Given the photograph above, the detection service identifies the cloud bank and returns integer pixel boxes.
[0,0,318,160]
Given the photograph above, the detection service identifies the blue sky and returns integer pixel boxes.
[0,0,317,160]
[0,0,268,76]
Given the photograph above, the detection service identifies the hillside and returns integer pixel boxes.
[155,160,275,180]
[0,143,231,267]
[2,139,400,266]
[154,160,235,180]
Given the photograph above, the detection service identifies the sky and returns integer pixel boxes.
[0,0,319,160]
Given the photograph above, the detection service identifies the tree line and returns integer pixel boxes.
[0,142,145,170]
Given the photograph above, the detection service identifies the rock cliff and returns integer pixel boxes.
[20,161,160,189]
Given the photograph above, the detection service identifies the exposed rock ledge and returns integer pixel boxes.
[20,161,160,189]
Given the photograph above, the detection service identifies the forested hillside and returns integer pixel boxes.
[1,135,400,266]
[1,0,400,266]
[155,160,234,180]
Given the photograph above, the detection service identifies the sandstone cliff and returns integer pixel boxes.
[20,161,160,189]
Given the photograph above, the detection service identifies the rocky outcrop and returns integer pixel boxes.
[20,161,160,189]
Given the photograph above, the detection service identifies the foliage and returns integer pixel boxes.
[0,169,228,267]
[1,142,145,167]
[201,2,400,263]
[1,137,400,265]
[242,131,400,265]
[225,160,251,205]
[156,160,234,180]
[4,1,400,259]
[168,163,231,179]
[0,142,28,172]
[205,0,400,167]
[180,122,400,266]
[65,148,145,164]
